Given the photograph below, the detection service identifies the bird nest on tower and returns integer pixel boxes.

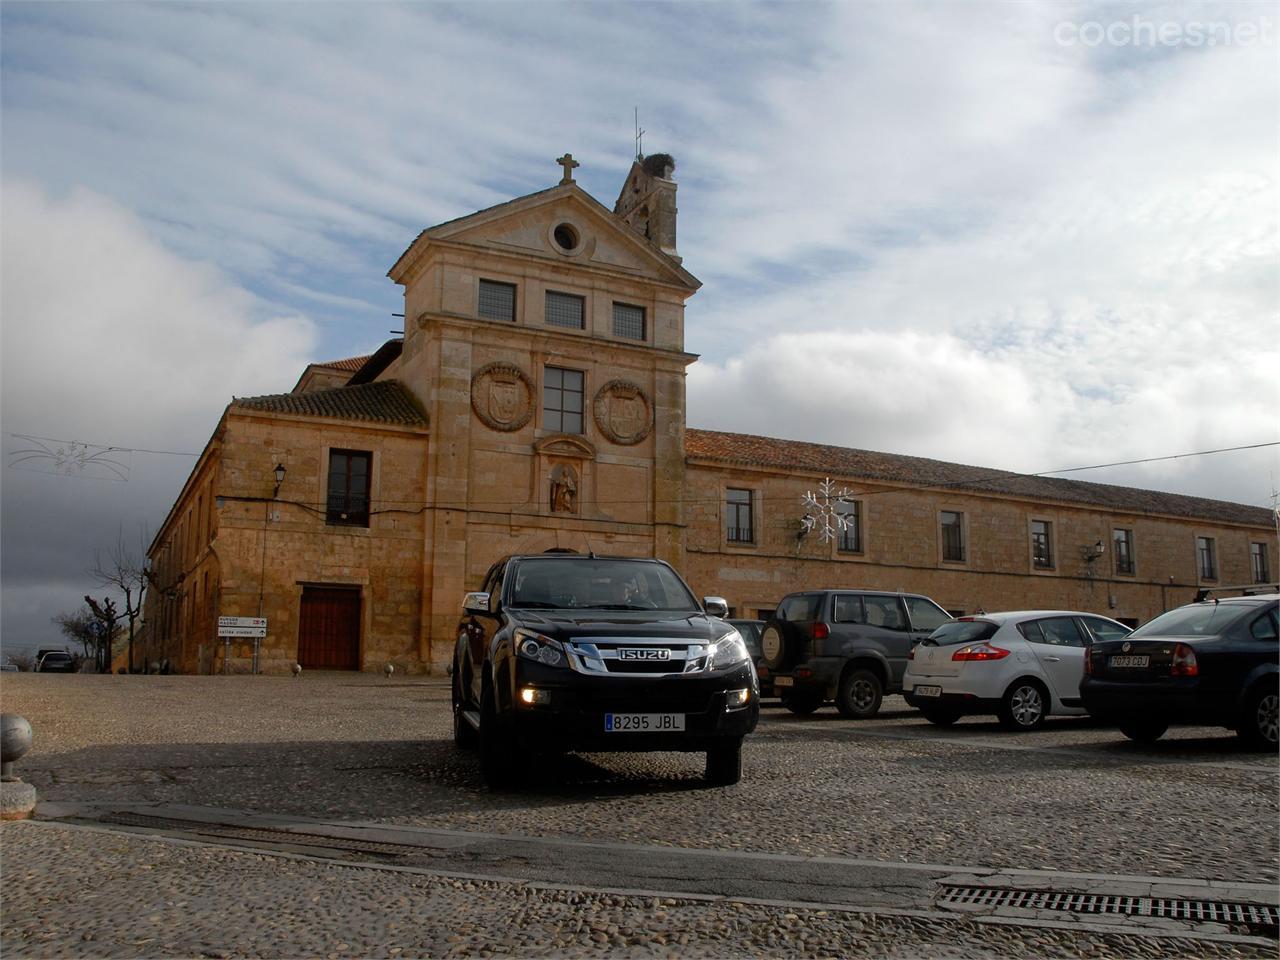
[642,153,675,177]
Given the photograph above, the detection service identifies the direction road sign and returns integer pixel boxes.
[218,616,266,628]
[218,626,267,638]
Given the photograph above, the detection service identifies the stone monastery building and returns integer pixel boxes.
[145,153,1278,674]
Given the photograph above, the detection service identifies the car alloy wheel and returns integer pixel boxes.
[1242,687,1279,750]
[999,681,1046,730]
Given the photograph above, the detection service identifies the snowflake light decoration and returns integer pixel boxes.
[8,435,130,481]
[800,477,855,543]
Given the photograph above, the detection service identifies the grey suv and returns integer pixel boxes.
[758,590,952,717]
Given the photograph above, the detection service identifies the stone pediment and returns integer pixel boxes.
[534,434,597,460]
[388,184,699,291]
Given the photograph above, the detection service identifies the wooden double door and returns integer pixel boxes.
[297,586,361,670]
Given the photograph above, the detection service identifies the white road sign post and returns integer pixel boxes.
[218,617,267,674]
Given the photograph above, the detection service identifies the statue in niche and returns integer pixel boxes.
[550,464,578,514]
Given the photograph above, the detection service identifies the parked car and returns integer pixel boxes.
[452,552,760,789]
[1080,594,1279,748]
[1,663,19,672]
[903,611,1132,730]
[35,651,77,673]
[756,589,952,717]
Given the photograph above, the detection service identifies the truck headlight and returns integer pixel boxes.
[514,629,565,667]
[708,631,749,670]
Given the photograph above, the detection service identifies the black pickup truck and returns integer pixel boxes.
[452,552,760,789]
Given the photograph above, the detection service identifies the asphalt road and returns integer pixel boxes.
[2,673,1276,958]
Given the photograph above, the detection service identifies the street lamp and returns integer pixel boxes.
[273,463,286,498]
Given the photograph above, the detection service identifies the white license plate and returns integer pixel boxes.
[774,676,794,688]
[913,685,942,698]
[605,713,685,732]
[1109,655,1149,668]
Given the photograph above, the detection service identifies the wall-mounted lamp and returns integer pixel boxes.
[273,463,286,498]
[796,515,815,542]
[1081,540,1105,563]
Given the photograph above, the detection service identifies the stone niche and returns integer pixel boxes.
[516,434,600,521]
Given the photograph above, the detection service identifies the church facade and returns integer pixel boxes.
[143,153,1277,674]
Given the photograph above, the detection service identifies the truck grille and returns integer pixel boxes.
[567,639,709,677]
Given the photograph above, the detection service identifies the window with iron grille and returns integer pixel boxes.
[545,290,585,329]
[478,279,516,322]
[612,302,645,340]
[725,488,754,544]
[1031,520,1054,569]
[1251,542,1270,584]
[1113,528,1135,575]
[327,450,371,526]
[837,499,862,553]
[1197,536,1217,580]
[543,366,584,433]
[940,511,965,562]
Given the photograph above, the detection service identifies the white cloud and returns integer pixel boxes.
[1,178,318,646]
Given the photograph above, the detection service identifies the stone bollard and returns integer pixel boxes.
[1,713,37,820]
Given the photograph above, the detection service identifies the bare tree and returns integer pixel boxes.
[6,651,36,671]
[83,595,118,673]
[92,529,149,673]
[52,607,99,662]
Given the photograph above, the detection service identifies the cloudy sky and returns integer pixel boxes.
[2,1,1277,653]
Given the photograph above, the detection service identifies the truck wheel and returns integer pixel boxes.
[705,738,743,786]
[479,681,519,789]
[1239,684,1279,750]
[452,670,477,750]
[1119,719,1168,743]
[781,690,823,715]
[836,668,883,719]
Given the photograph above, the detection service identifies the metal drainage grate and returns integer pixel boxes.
[939,885,1278,933]
[98,812,422,859]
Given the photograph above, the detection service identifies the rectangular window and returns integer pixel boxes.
[545,290,585,329]
[478,279,516,322]
[1113,528,1135,575]
[1251,542,1270,584]
[940,511,965,562]
[836,499,862,553]
[543,366,584,434]
[725,488,754,544]
[1031,520,1054,569]
[612,302,645,340]
[327,450,371,526]
[1197,536,1217,580]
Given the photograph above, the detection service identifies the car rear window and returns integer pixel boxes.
[926,619,999,645]
[1130,601,1261,638]
[777,594,823,621]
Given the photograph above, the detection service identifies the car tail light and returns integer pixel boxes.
[1171,643,1198,677]
[907,645,915,660]
[1083,643,1092,676]
[795,667,813,680]
[952,643,1010,662]
[812,622,830,640]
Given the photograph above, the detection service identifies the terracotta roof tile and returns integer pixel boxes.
[316,355,373,372]
[232,380,427,428]
[685,429,1272,527]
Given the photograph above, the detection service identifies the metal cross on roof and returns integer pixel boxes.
[556,153,580,185]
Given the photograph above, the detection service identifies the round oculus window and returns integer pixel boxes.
[553,223,579,251]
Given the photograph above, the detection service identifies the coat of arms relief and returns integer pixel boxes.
[592,380,652,445]
[470,362,534,432]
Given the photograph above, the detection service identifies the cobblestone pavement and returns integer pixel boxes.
[1,673,1276,957]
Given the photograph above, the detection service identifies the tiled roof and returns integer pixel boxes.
[315,355,372,372]
[685,429,1274,527]
[232,380,428,428]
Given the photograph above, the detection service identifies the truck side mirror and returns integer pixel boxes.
[703,597,729,618]
[463,591,491,616]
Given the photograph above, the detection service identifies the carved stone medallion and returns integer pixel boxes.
[471,362,533,432]
[592,379,652,445]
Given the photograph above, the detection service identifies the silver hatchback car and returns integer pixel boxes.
[903,610,1131,730]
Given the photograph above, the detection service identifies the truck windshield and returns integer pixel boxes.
[507,558,700,612]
